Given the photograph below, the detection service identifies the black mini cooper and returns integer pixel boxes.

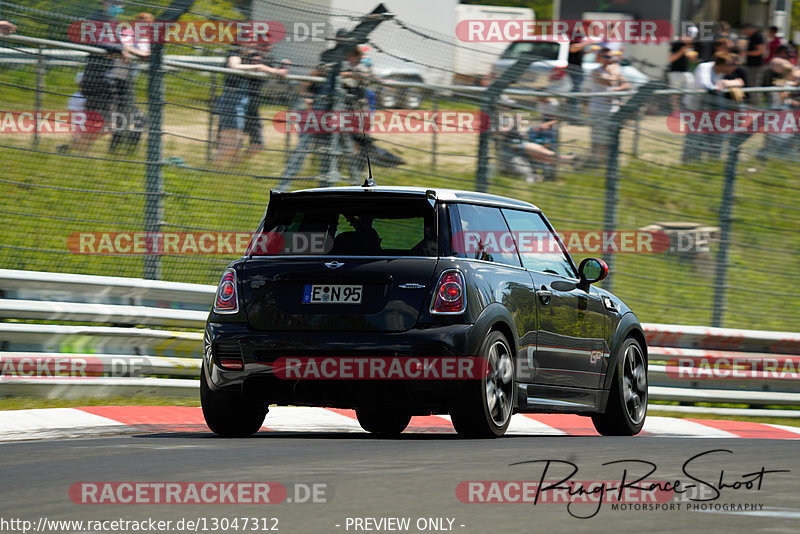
[202,186,648,438]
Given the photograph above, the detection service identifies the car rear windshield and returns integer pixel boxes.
[502,41,560,60]
[249,196,437,257]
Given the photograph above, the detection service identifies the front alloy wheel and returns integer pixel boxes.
[592,337,647,436]
[451,331,515,438]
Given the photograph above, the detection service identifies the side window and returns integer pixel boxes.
[455,204,521,267]
[502,209,576,278]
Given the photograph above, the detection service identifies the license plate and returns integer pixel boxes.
[302,284,362,304]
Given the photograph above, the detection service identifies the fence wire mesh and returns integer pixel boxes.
[0,0,799,331]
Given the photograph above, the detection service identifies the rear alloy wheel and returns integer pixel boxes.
[355,409,412,436]
[592,337,647,436]
[450,331,515,438]
[201,366,267,437]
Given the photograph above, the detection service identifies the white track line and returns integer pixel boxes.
[0,408,124,441]
[262,407,365,433]
[642,416,739,438]
[424,414,567,436]
[765,423,800,437]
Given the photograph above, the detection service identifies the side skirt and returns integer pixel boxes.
[514,383,609,415]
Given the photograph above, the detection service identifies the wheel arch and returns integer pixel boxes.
[469,302,520,356]
[602,312,647,390]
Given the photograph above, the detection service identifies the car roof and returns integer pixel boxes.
[282,186,539,210]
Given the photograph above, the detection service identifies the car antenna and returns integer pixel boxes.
[361,129,376,187]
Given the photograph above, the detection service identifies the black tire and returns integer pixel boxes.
[592,337,647,436]
[355,409,412,436]
[450,331,515,438]
[200,366,267,437]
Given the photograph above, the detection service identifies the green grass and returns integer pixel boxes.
[0,395,201,410]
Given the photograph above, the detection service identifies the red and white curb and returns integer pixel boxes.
[0,406,799,442]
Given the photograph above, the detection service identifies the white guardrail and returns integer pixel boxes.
[1,268,799,412]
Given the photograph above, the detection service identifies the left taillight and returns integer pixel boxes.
[430,269,466,315]
[213,268,239,314]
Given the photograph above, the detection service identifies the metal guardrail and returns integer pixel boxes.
[0,269,798,412]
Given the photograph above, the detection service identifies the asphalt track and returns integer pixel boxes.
[1,417,798,534]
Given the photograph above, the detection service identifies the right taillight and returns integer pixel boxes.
[430,269,466,314]
[213,268,239,314]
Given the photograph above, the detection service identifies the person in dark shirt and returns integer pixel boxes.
[566,38,587,122]
[61,1,125,153]
[668,30,696,111]
[742,23,765,103]
[213,31,288,166]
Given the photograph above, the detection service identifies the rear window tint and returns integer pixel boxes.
[250,197,436,257]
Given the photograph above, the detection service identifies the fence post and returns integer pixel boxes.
[711,132,749,327]
[601,82,658,292]
[431,94,438,170]
[33,44,45,149]
[143,0,195,280]
[206,73,217,165]
[144,40,164,280]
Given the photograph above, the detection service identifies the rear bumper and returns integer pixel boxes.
[204,322,476,412]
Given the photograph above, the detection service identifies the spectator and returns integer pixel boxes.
[763,57,793,105]
[775,44,797,65]
[67,72,86,113]
[587,47,630,161]
[566,37,587,123]
[765,26,783,62]
[0,20,16,35]
[714,22,736,51]
[212,31,288,166]
[668,29,697,111]
[58,73,88,154]
[498,104,575,182]
[108,11,153,153]
[683,53,743,162]
[762,58,796,159]
[741,23,765,104]
[65,1,125,153]
[711,39,730,57]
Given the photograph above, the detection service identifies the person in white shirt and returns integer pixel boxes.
[683,53,744,162]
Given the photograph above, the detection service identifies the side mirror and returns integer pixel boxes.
[578,257,609,290]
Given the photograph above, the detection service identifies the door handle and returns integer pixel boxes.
[536,286,552,304]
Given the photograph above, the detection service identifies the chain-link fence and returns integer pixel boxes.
[1,0,799,332]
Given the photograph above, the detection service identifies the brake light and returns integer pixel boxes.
[430,270,466,314]
[213,268,239,314]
